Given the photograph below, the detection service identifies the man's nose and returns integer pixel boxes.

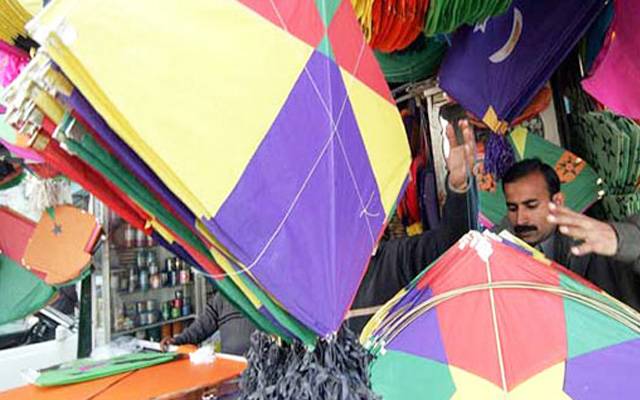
[516,210,530,226]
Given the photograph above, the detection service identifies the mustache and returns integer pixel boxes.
[514,225,538,235]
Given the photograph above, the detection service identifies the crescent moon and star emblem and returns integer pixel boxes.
[474,8,524,63]
[489,7,523,63]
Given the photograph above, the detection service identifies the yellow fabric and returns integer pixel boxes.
[30,0,313,220]
[18,0,39,16]
[510,126,528,159]
[33,86,64,124]
[482,106,509,134]
[449,363,570,399]
[148,220,175,244]
[360,287,407,344]
[0,0,30,38]
[209,246,262,309]
[406,222,423,236]
[350,0,373,42]
[340,67,411,215]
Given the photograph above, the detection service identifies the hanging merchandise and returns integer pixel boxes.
[351,0,374,42]
[363,231,640,399]
[423,0,511,37]
[374,35,447,83]
[477,126,601,228]
[21,0,411,347]
[582,0,615,74]
[582,0,640,120]
[0,40,29,88]
[571,112,640,221]
[0,0,33,48]
[22,205,101,286]
[0,206,55,325]
[439,0,605,133]
[367,0,430,52]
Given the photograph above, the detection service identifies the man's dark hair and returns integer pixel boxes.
[502,158,561,196]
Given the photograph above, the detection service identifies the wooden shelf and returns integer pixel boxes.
[113,282,193,297]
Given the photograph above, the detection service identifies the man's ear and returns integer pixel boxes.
[552,192,565,207]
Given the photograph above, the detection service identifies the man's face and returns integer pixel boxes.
[504,172,564,246]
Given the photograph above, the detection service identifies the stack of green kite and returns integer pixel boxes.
[424,0,512,36]
[33,352,177,387]
[374,36,447,83]
[572,112,640,221]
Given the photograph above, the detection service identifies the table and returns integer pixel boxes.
[0,354,246,400]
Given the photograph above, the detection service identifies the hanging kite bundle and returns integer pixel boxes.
[362,230,640,399]
[0,0,32,47]
[351,0,430,52]
[1,7,411,392]
[423,0,512,37]
[582,0,640,120]
[439,0,606,133]
[374,34,447,83]
[572,111,640,221]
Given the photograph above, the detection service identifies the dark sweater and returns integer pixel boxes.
[173,291,256,356]
[347,187,472,334]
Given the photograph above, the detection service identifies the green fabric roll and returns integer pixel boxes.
[375,37,447,83]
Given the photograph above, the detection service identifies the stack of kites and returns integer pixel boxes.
[582,0,640,120]
[352,0,512,83]
[0,0,33,115]
[572,112,640,221]
[351,0,430,52]
[423,0,512,37]
[374,35,447,83]
[362,230,640,399]
[1,0,411,356]
[440,0,606,133]
[0,204,101,324]
[477,125,602,228]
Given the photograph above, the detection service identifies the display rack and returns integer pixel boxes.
[89,197,209,348]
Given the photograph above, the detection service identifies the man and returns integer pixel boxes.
[347,120,477,333]
[160,291,256,356]
[498,158,640,309]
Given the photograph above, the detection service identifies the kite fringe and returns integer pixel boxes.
[239,325,380,400]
